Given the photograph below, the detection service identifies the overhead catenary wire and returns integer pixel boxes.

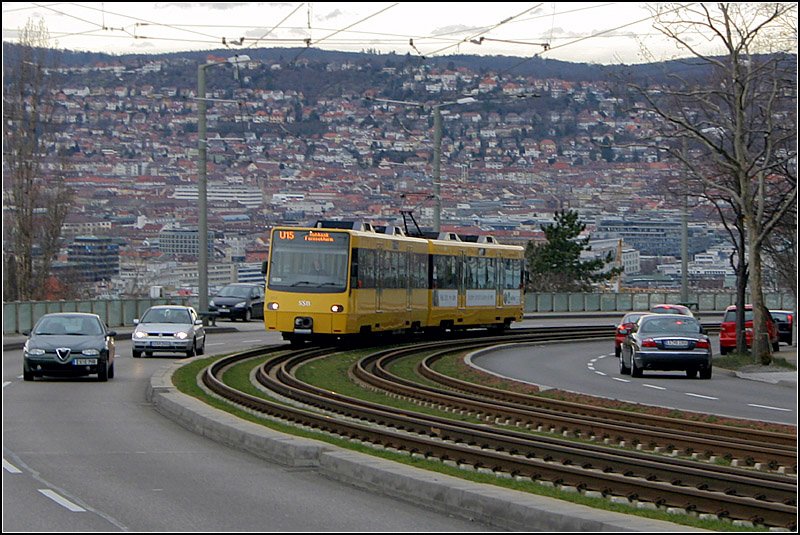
[420,3,543,58]
[4,2,716,65]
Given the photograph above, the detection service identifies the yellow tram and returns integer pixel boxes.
[263,221,524,344]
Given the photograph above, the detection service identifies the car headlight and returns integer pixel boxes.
[209,300,215,307]
[234,301,247,308]
[134,331,148,339]
[174,331,189,340]
[82,349,100,356]
[26,348,45,356]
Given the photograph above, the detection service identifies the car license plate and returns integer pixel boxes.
[152,341,171,347]
[663,340,688,348]
[73,358,97,365]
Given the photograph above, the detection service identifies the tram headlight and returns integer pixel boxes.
[330,304,344,313]
[267,302,279,311]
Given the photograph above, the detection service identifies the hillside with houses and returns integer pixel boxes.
[5,45,777,299]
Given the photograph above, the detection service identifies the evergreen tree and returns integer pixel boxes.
[525,210,621,292]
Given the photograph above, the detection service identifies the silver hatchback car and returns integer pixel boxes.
[132,305,206,358]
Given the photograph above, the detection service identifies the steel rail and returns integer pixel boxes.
[359,335,797,470]
[419,345,796,449]
[198,330,797,529]
[264,347,796,507]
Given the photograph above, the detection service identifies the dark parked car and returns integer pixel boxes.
[133,305,206,358]
[768,310,793,346]
[718,304,779,354]
[614,312,651,358]
[620,314,712,379]
[23,313,116,381]
[209,283,265,321]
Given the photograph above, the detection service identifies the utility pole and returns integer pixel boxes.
[197,63,209,314]
[196,55,249,314]
[432,107,443,233]
[366,96,476,233]
[680,138,689,304]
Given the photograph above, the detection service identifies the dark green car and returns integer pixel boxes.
[23,313,117,382]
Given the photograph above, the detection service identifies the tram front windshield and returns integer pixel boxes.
[268,230,350,293]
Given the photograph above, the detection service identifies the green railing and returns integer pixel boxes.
[2,292,794,334]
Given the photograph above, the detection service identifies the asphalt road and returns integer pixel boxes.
[471,337,797,425]
[4,317,795,531]
[2,322,489,532]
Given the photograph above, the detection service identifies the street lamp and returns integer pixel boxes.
[197,54,249,313]
[370,96,476,233]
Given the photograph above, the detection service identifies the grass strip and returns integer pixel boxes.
[171,353,767,532]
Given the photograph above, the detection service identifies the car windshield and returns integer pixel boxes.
[651,306,689,315]
[723,309,755,322]
[35,316,102,335]
[141,308,191,324]
[640,317,700,334]
[623,313,647,323]
[216,285,253,298]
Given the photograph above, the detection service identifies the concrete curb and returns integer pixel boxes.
[147,360,701,532]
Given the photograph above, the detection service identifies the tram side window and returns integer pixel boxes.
[502,258,522,289]
[465,256,477,289]
[377,250,390,289]
[399,251,408,289]
[486,258,496,289]
[350,248,359,289]
[359,249,376,289]
[412,253,427,289]
[433,255,458,289]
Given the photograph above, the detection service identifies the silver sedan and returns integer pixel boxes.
[620,313,712,379]
[132,305,206,358]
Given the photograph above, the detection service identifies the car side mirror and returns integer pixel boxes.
[22,329,31,336]
[195,319,203,326]
[133,319,140,325]
[107,330,117,337]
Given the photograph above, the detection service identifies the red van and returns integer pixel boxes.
[718,305,779,354]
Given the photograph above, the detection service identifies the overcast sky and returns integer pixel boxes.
[3,2,730,65]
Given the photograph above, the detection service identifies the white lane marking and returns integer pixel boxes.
[642,384,666,390]
[612,377,630,383]
[241,339,262,343]
[38,489,86,512]
[594,371,607,376]
[3,459,22,474]
[748,403,793,412]
[685,392,718,400]
[3,381,11,388]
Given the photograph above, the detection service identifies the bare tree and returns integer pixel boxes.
[631,3,797,364]
[3,19,72,301]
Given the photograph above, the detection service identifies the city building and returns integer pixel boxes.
[66,235,120,282]
[159,226,214,257]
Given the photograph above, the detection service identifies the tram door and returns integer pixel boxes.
[405,249,412,311]
[375,248,384,313]
[458,251,466,311]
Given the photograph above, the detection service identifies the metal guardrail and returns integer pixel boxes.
[2,292,794,335]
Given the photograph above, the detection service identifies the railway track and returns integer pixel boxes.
[199,327,797,530]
